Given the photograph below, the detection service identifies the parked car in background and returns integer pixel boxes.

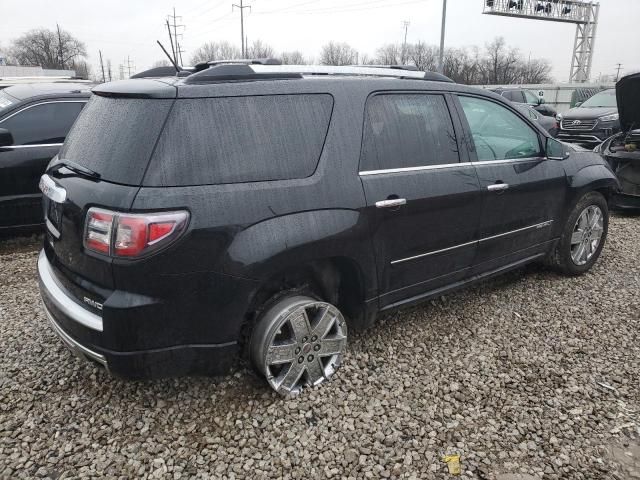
[38,63,618,397]
[490,87,557,117]
[594,73,640,210]
[514,103,558,137]
[557,88,620,148]
[0,83,90,233]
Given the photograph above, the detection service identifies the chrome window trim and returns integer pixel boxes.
[38,250,103,332]
[470,156,542,166]
[2,143,63,149]
[390,220,554,265]
[359,162,473,176]
[0,100,87,124]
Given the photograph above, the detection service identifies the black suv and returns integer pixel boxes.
[0,83,90,233]
[37,63,618,396]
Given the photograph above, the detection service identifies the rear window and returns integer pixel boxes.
[144,94,333,186]
[59,96,174,185]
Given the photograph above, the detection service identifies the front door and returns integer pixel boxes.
[455,95,567,272]
[359,92,483,309]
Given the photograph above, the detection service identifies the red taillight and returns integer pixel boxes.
[84,208,189,258]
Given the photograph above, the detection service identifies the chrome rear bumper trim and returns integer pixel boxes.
[43,301,107,368]
[38,250,103,332]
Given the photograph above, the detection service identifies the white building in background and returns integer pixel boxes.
[0,65,76,78]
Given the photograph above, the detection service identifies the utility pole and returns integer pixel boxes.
[437,0,447,74]
[401,21,410,65]
[107,60,113,81]
[167,8,185,67]
[125,56,135,78]
[233,0,251,58]
[98,50,106,83]
[615,63,623,82]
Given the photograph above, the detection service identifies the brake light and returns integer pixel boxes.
[84,208,189,258]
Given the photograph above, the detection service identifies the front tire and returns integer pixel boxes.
[550,191,609,276]
[250,295,348,397]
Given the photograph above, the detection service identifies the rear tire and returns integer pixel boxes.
[250,294,348,397]
[549,191,609,276]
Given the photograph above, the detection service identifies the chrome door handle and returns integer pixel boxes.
[375,198,407,209]
[487,183,509,192]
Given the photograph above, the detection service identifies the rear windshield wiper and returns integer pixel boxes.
[47,160,101,179]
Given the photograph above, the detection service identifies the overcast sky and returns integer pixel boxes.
[1,0,638,82]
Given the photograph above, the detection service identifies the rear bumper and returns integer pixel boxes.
[38,250,239,378]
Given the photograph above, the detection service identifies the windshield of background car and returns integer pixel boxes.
[581,89,617,108]
[0,90,16,113]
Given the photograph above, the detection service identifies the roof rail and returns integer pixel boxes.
[207,58,282,66]
[182,64,455,84]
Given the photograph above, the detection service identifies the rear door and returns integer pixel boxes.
[0,100,85,229]
[359,92,482,309]
[454,94,567,271]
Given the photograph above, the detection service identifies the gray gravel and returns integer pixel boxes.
[1,216,639,479]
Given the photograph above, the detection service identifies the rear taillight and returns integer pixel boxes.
[84,208,189,258]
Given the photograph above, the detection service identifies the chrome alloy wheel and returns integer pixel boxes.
[570,205,604,266]
[252,296,347,397]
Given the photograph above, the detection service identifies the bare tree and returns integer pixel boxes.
[374,43,403,66]
[319,42,358,66]
[72,59,91,79]
[151,59,171,68]
[520,58,552,84]
[481,37,521,84]
[280,51,308,65]
[246,40,275,59]
[10,27,86,69]
[189,41,240,64]
[408,42,438,71]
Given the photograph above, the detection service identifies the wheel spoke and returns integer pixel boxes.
[265,343,297,365]
[573,242,586,264]
[277,361,305,393]
[305,358,326,385]
[318,335,347,356]
[312,306,336,339]
[588,209,601,229]
[571,230,584,245]
[288,311,311,343]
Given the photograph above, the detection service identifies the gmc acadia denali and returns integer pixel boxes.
[38,62,619,396]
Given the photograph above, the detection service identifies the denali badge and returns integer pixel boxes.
[83,297,103,311]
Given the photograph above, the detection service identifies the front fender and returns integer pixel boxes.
[568,162,620,193]
[220,209,377,296]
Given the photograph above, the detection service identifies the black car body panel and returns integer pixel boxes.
[557,89,621,147]
[0,83,90,232]
[595,73,640,209]
[37,72,619,379]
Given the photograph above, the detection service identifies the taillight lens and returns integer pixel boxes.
[84,208,189,258]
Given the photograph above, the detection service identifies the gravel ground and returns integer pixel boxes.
[1,216,639,480]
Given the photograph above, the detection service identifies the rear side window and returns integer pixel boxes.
[145,94,333,186]
[60,96,174,185]
[0,101,85,145]
[360,94,459,172]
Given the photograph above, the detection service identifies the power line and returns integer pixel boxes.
[168,7,185,67]
[615,63,623,82]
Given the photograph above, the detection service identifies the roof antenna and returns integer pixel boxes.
[157,40,181,73]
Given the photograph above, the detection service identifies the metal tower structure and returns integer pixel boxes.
[482,0,600,82]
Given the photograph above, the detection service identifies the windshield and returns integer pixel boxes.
[581,89,617,108]
[0,90,16,112]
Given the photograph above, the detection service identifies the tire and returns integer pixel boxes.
[250,295,347,397]
[549,191,609,276]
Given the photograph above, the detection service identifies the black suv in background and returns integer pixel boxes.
[0,83,90,233]
[557,89,620,148]
[38,63,618,397]
[490,87,557,117]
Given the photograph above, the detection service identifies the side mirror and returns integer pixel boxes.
[546,137,570,160]
[0,128,14,147]
[574,101,583,108]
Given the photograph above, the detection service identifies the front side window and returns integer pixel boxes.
[360,94,459,171]
[459,96,541,161]
[524,90,540,105]
[0,101,85,145]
